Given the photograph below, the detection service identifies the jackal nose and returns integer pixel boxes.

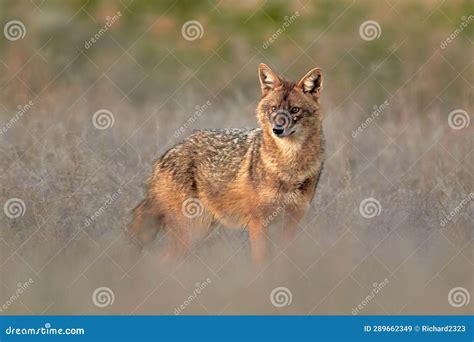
[272,127,284,136]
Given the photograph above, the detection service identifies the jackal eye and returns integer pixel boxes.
[271,106,277,112]
[290,107,300,113]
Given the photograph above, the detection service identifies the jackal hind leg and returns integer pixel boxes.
[129,199,161,246]
[160,215,192,264]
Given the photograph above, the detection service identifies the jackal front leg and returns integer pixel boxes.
[281,206,306,248]
[248,219,268,266]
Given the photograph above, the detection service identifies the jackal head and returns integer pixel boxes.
[256,63,323,141]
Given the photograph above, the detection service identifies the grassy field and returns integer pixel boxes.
[0,0,472,314]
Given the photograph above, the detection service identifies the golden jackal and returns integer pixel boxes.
[130,63,325,265]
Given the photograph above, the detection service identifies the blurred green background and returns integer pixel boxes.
[0,0,472,112]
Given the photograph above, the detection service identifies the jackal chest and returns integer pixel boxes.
[259,178,314,208]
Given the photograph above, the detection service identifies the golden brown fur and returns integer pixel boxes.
[130,63,325,265]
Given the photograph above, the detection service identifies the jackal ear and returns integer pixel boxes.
[297,68,323,98]
[258,63,281,96]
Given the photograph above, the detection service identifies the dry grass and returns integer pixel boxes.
[0,0,472,315]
